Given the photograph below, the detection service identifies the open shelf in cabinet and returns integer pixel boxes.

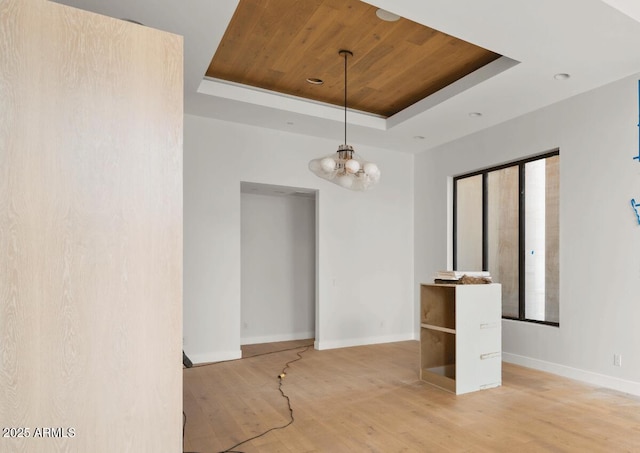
[420,327,456,393]
[420,284,456,330]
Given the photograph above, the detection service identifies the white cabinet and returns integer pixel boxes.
[420,284,502,395]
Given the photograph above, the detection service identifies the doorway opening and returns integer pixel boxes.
[240,182,317,348]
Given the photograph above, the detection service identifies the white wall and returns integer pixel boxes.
[241,192,315,344]
[415,73,640,395]
[184,115,415,363]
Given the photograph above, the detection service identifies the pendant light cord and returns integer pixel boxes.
[339,50,353,147]
[344,50,347,146]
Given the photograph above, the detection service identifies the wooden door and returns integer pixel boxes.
[0,0,183,451]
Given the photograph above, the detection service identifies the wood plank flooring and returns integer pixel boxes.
[183,341,640,452]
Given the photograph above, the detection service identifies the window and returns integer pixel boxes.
[453,151,559,326]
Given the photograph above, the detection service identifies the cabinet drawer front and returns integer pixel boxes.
[476,354,502,388]
[455,353,501,394]
[476,325,501,354]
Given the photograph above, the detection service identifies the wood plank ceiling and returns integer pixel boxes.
[206,0,501,118]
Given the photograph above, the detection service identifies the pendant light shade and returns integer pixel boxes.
[308,50,380,191]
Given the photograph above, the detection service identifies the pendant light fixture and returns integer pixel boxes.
[308,50,380,191]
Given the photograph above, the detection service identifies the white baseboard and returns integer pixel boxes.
[190,333,415,362]
[315,332,415,351]
[503,352,640,397]
[240,331,315,346]
[187,349,242,365]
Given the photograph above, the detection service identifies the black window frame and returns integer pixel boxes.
[453,149,560,327]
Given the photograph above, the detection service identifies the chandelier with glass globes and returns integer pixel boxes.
[308,50,380,191]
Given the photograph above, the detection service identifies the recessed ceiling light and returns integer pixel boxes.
[306,78,324,85]
[554,73,570,80]
[376,8,401,22]
[469,112,483,118]
[413,135,425,140]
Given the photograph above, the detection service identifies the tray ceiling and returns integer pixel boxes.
[206,0,501,118]
[53,0,640,153]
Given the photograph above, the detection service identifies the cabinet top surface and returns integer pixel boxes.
[421,283,501,288]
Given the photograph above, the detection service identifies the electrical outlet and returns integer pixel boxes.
[614,354,622,367]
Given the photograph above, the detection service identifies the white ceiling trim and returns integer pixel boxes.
[199,55,520,133]
[198,77,387,130]
[387,56,520,129]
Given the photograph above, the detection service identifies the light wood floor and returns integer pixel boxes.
[183,340,640,452]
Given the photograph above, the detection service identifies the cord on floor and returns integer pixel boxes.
[217,346,310,453]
